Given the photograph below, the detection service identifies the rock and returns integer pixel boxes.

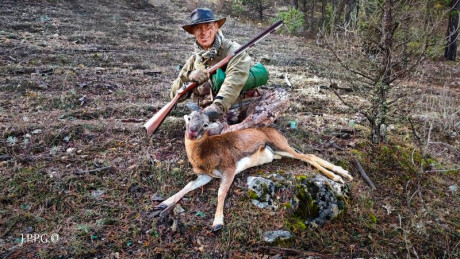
[293,175,350,227]
[247,173,350,227]
[66,148,76,154]
[91,189,105,200]
[31,129,42,134]
[263,230,292,243]
[247,176,276,209]
[151,193,164,202]
[173,204,185,215]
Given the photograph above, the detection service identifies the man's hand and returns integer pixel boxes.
[188,69,208,85]
[203,103,224,121]
[192,81,211,96]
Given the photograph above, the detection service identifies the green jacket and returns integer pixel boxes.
[170,34,251,111]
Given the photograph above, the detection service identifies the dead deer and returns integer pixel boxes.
[153,110,353,231]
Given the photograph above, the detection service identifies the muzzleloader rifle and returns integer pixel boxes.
[144,20,284,136]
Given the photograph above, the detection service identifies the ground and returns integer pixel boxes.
[0,0,459,258]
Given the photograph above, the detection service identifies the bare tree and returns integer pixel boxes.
[322,0,445,143]
[445,0,460,61]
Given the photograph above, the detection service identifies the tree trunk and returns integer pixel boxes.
[311,0,316,31]
[344,0,357,28]
[445,0,460,61]
[335,0,347,27]
[292,0,299,9]
[321,0,326,26]
[371,0,393,143]
[259,0,263,20]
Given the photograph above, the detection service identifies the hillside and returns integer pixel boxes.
[0,0,458,258]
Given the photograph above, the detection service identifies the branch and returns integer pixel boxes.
[353,158,376,190]
[253,246,329,257]
[74,166,113,175]
[330,86,373,123]
[428,142,460,156]
[408,117,422,145]
[326,44,376,82]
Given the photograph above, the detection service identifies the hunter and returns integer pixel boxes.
[171,8,289,134]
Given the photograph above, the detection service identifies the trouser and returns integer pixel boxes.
[220,87,290,134]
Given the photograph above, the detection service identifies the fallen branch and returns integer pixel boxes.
[0,155,54,162]
[353,158,376,190]
[121,118,145,123]
[429,141,460,156]
[253,246,328,257]
[330,82,353,92]
[76,166,113,175]
[0,155,12,161]
[284,74,292,87]
[425,168,460,173]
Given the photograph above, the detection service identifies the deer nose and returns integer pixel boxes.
[186,129,199,139]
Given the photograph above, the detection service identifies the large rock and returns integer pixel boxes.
[247,174,351,227]
[247,176,277,209]
[292,175,350,227]
[263,230,292,243]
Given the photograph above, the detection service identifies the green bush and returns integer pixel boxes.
[274,7,304,34]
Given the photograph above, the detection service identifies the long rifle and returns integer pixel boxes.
[144,20,284,136]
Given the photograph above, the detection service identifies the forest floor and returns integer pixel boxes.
[0,0,459,258]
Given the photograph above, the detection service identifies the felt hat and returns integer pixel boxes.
[182,8,226,34]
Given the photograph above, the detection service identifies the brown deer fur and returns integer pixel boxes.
[153,111,353,231]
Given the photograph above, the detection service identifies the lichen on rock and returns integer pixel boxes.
[293,174,350,227]
[247,173,351,230]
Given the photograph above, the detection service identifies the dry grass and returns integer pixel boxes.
[0,0,458,258]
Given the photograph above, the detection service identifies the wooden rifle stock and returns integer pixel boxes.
[144,20,283,136]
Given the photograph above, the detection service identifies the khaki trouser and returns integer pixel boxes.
[219,87,289,134]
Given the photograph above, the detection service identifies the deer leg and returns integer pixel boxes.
[273,150,345,183]
[306,154,353,181]
[303,158,344,183]
[153,174,212,218]
[212,170,236,231]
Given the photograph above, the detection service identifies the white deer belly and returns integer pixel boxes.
[236,147,275,174]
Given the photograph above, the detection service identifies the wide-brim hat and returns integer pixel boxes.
[182,8,226,34]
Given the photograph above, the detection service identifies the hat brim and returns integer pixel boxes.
[182,17,226,34]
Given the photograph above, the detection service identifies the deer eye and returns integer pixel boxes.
[203,123,209,128]
[188,117,191,121]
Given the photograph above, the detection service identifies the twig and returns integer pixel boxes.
[253,246,328,257]
[428,141,460,156]
[0,155,12,161]
[330,82,353,92]
[121,118,145,123]
[425,168,460,173]
[284,73,292,87]
[1,155,54,162]
[76,166,113,175]
[353,158,376,190]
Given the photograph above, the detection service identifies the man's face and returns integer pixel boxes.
[192,22,219,49]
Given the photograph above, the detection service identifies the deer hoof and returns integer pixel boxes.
[211,224,223,232]
[153,203,167,211]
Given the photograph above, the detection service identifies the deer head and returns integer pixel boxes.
[184,111,210,140]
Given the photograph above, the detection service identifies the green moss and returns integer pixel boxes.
[295,175,307,181]
[369,213,377,224]
[280,202,292,209]
[248,190,258,200]
[285,216,307,232]
[292,183,319,221]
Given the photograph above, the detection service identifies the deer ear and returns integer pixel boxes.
[184,115,189,122]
